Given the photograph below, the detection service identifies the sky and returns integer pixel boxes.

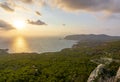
[0,0,120,37]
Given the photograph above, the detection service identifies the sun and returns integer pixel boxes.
[13,20,26,30]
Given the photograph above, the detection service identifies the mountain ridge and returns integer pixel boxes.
[65,34,120,42]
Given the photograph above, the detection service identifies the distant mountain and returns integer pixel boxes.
[65,34,120,42]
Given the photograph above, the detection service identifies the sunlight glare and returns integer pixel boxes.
[13,20,26,30]
[11,36,30,53]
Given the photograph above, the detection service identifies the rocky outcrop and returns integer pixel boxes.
[115,67,120,82]
[87,64,105,82]
[88,58,120,82]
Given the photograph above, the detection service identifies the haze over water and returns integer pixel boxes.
[0,36,76,53]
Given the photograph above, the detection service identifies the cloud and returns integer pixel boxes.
[62,24,66,26]
[106,14,120,20]
[27,19,47,25]
[0,20,14,30]
[0,2,14,12]
[35,11,41,16]
[49,0,120,13]
[20,0,33,4]
[0,0,46,12]
[2,0,120,15]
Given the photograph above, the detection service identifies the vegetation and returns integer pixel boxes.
[0,40,120,82]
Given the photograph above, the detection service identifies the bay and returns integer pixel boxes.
[0,37,76,53]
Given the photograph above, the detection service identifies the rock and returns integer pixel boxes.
[87,64,105,82]
[88,59,120,82]
[115,67,120,82]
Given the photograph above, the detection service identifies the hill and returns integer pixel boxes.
[65,34,120,42]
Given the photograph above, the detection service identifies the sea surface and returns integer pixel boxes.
[0,36,76,53]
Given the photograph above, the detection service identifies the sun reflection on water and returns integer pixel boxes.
[11,36,30,53]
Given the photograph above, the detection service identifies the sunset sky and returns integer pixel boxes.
[0,0,120,37]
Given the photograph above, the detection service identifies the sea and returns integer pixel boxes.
[0,36,76,53]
